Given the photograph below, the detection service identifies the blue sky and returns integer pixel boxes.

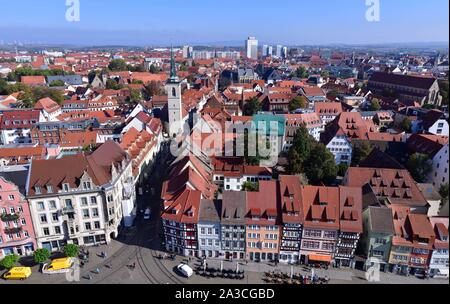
[0,0,448,46]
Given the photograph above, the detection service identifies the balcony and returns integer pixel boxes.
[4,226,23,234]
[0,213,20,222]
[339,233,360,240]
[61,206,75,215]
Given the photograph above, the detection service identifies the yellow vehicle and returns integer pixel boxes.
[3,267,32,280]
[42,257,74,274]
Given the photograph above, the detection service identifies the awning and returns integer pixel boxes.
[309,254,332,263]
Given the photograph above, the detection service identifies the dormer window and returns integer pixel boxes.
[62,184,70,192]
[46,185,53,193]
[171,209,177,215]
[35,186,42,195]
[83,181,92,190]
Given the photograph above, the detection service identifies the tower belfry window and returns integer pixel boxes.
[172,87,176,97]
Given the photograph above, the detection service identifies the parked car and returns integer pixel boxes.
[42,257,74,274]
[144,208,151,220]
[177,264,193,278]
[3,267,32,280]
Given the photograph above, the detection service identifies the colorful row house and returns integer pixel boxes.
[0,166,36,257]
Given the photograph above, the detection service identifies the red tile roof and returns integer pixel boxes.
[21,76,46,84]
[346,167,428,208]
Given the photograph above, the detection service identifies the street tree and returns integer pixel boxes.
[64,244,80,258]
[0,254,19,269]
[33,248,51,265]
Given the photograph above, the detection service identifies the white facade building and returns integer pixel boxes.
[246,37,258,60]
[27,141,135,251]
[430,144,449,189]
[325,135,353,165]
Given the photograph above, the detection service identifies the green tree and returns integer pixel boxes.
[320,70,330,78]
[179,62,188,72]
[352,141,373,166]
[28,86,65,105]
[63,244,80,258]
[128,64,146,72]
[128,88,142,104]
[0,254,19,269]
[439,80,448,106]
[288,96,307,112]
[369,98,381,111]
[131,79,144,84]
[287,125,312,174]
[0,78,8,94]
[33,248,51,265]
[406,153,432,183]
[243,97,262,116]
[149,64,159,74]
[338,163,349,177]
[108,59,128,71]
[143,81,163,100]
[292,66,309,79]
[7,67,70,82]
[242,181,259,192]
[106,79,123,90]
[399,117,412,133]
[49,79,65,87]
[304,142,338,185]
[439,183,449,201]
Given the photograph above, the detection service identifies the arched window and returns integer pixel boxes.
[172,87,176,97]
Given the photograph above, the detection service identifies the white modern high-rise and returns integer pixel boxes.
[182,45,193,59]
[268,46,273,57]
[262,44,269,57]
[283,46,288,59]
[276,45,283,58]
[246,36,258,60]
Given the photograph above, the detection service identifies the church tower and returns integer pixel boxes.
[166,46,183,137]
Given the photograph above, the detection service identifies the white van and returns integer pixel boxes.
[177,264,193,278]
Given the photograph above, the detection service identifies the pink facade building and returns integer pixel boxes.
[0,166,36,257]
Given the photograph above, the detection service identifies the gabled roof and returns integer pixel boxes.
[421,110,447,130]
[339,186,363,233]
[368,206,395,235]
[246,180,281,225]
[301,185,340,230]
[279,175,303,224]
[407,134,448,158]
[34,97,61,114]
[320,112,370,145]
[221,191,247,224]
[346,167,428,208]
[161,189,202,224]
[369,72,437,90]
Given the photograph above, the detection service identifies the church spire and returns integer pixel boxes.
[169,45,179,82]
